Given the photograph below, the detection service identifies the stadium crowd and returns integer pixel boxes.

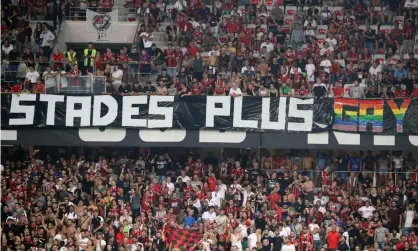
[1,0,418,98]
[1,148,418,251]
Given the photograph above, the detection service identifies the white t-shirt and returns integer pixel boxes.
[393,156,404,169]
[320,59,332,73]
[405,210,414,227]
[248,233,260,250]
[202,211,217,221]
[404,0,418,8]
[282,244,296,251]
[229,87,242,96]
[358,206,375,219]
[369,65,382,78]
[95,239,106,251]
[112,69,123,85]
[216,184,227,199]
[2,44,14,55]
[177,175,191,183]
[65,212,78,220]
[26,71,40,83]
[140,32,154,48]
[77,237,89,251]
[260,42,274,53]
[305,64,316,78]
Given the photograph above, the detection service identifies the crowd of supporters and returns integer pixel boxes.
[1,147,418,251]
[2,0,418,97]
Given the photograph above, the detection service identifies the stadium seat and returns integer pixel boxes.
[373,54,386,64]
[372,6,382,16]
[393,16,404,27]
[282,26,291,33]
[284,15,294,25]
[332,6,343,17]
[316,34,326,47]
[316,25,328,35]
[379,25,392,33]
[286,5,297,16]
[127,14,137,22]
[247,24,256,29]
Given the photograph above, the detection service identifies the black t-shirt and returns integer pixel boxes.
[91,216,103,230]
[129,52,139,62]
[364,29,376,43]
[131,85,143,93]
[276,31,286,45]
[272,236,283,251]
[143,85,156,94]
[118,84,131,94]
[362,155,376,171]
[313,83,327,97]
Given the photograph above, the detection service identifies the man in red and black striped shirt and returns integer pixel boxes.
[299,228,313,251]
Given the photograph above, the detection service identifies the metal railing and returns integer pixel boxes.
[331,170,413,187]
[66,6,138,22]
[45,74,106,94]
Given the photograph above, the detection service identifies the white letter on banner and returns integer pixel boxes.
[66,96,92,126]
[148,95,174,128]
[9,94,37,125]
[92,95,118,126]
[261,97,286,130]
[233,97,258,128]
[205,96,231,127]
[122,96,147,127]
[40,94,65,125]
[287,97,314,131]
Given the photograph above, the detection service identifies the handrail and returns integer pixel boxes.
[131,8,143,48]
[67,6,138,22]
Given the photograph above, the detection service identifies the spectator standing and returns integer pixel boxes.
[40,23,55,58]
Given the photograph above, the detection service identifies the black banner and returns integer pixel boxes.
[1,94,418,135]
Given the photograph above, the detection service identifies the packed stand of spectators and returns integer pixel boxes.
[109,0,418,98]
[1,148,418,251]
[1,0,62,93]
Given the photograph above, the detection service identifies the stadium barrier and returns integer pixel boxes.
[45,74,106,94]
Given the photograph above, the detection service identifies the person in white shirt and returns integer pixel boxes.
[320,57,332,74]
[166,177,175,196]
[40,25,56,57]
[404,0,418,8]
[176,170,191,183]
[1,40,14,56]
[119,209,133,224]
[260,39,275,53]
[77,231,89,251]
[358,201,375,219]
[216,180,227,201]
[229,83,242,97]
[25,66,40,85]
[369,62,382,80]
[64,206,78,221]
[325,34,338,48]
[281,237,296,251]
[248,229,262,250]
[111,64,123,88]
[140,27,154,50]
[95,232,107,251]
[174,0,187,12]
[202,206,217,222]
[303,16,317,28]
[404,204,415,235]
[305,58,316,82]
[313,192,329,206]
